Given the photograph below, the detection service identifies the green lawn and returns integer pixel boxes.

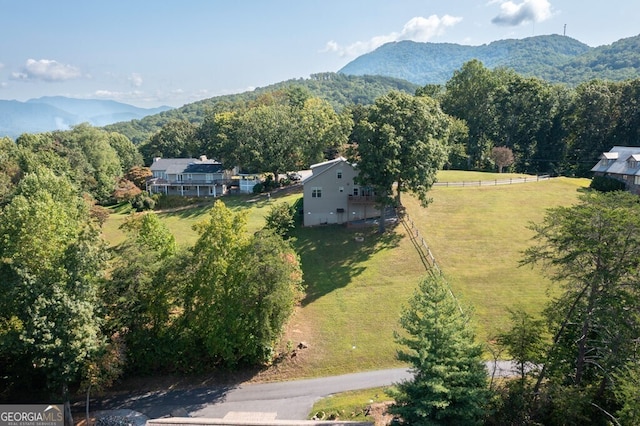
[436,170,534,183]
[403,175,590,336]
[101,191,302,248]
[101,173,590,381]
[308,387,393,423]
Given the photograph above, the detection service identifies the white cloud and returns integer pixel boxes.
[128,73,143,87]
[93,89,143,101]
[491,0,553,26]
[11,59,82,82]
[323,14,463,57]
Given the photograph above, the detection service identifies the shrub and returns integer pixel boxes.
[131,193,156,211]
[264,202,295,237]
[589,175,626,192]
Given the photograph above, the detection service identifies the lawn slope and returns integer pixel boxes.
[102,173,590,380]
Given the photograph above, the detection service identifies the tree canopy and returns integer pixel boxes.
[522,191,640,423]
[0,168,108,418]
[351,90,450,231]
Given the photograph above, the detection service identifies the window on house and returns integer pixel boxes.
[312,187,322,198]
[176,174,184,182]
[353,187,359,196]
[628,160,637,169]
[635,176,640,185]
[337,170,342,179]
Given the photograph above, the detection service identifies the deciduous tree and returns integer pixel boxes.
[351,91,450,232]
[264,201,296,238]
[177,201,303,367]
[523,191,640,423]
[490,146,515,173]
[0,168,108,424]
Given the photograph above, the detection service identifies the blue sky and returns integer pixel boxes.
[1,0,638,108]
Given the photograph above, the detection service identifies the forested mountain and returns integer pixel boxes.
[0,97,171,139]
[339,34,640,86]
[104,73,418,144]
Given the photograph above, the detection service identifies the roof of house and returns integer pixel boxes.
[305,157,352,185]
[310,156,348,170]
[150,158,225,174]
[591,146,640,176]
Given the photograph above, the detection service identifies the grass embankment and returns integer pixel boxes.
[102,172,590,383]
[308,387,393,423]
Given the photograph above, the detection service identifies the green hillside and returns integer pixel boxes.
[339,34,640,86]
[103,73,418,144]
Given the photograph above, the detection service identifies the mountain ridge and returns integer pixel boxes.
[338,34,640,85]
[0,97,172,139]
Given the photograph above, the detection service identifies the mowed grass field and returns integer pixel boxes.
[101,172,590,380]
[403,175,590,337]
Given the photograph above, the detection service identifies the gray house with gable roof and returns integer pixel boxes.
[591,146,640,194]
[303,157,380,227]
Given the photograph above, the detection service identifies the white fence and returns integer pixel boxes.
[434,174,551,187]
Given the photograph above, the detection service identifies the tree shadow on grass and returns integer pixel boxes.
[291,223,403,306]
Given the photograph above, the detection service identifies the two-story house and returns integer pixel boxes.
[591,146,640,194]
[147,156,236,197]
[303,157,379,227]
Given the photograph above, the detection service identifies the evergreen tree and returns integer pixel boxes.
[388,274,489,425]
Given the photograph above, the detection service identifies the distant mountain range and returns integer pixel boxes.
[338,34,640,85]
[0,96,172,139]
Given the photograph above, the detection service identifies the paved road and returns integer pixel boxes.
[92,361,516,421]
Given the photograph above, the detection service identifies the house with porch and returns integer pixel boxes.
[591,146,640,194]
[147,156,236,197]
[303,157,380,227]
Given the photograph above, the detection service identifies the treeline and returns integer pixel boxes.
[439,60,640,176]
[107,62,640,180]
[104,73,419,144]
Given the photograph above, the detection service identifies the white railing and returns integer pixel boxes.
[434,174,551,187]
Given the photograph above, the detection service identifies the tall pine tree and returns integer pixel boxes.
[388,274,489,425]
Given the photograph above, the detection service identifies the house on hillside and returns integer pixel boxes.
[303,157,380,227]
[147,156,237,197]
[591,146,640,194]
